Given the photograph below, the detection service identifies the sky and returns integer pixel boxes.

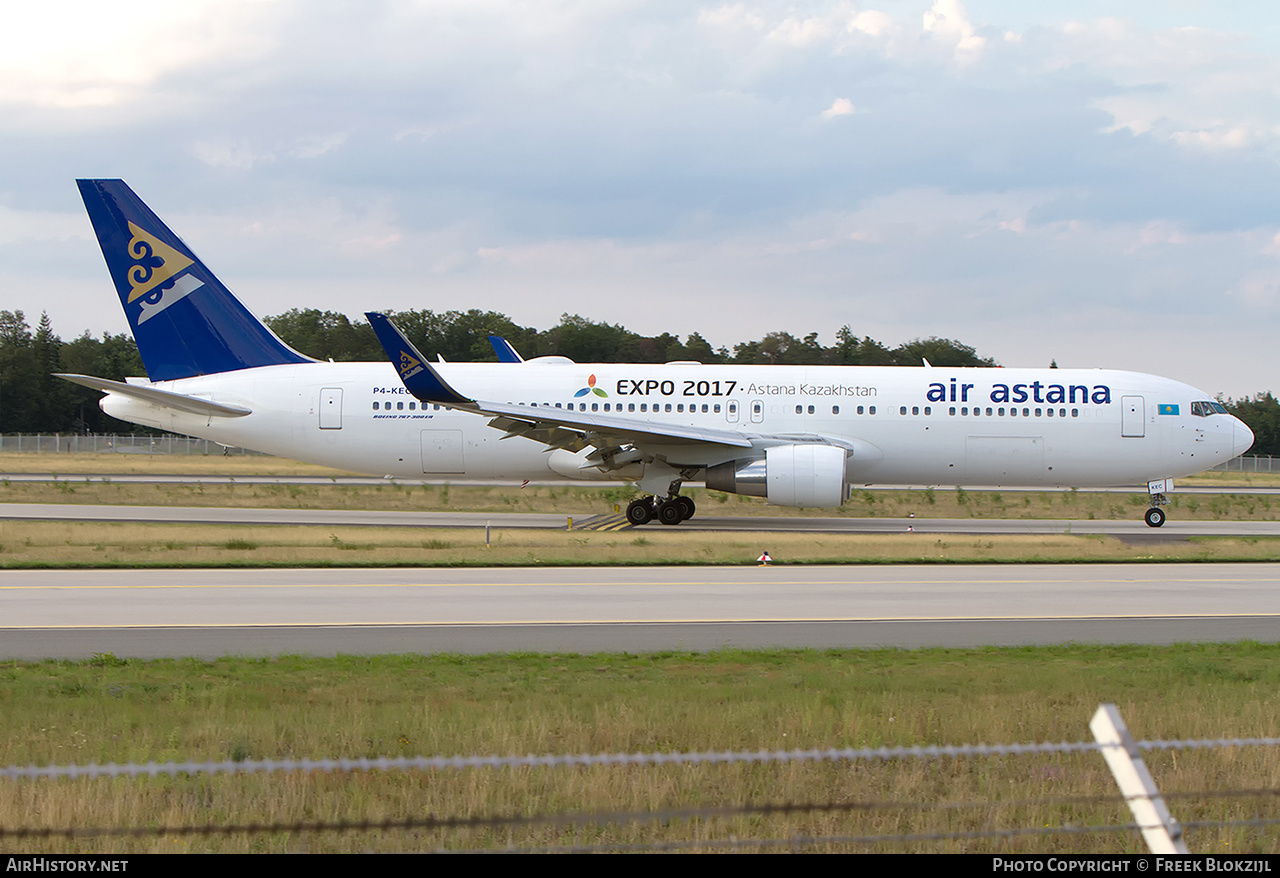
[1,0,1278,397]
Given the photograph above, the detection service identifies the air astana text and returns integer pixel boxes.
[928,379,1112,405]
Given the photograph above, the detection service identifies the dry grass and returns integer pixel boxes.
[0,520,1276,567]
[3,478,1280,523]
[1,646,1278,853]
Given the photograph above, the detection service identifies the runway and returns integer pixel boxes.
[3,563,1279,659]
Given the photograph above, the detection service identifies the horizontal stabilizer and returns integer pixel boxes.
[55,374,252,418]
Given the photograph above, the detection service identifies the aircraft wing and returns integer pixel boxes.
[365,313,753,460]
[55,374,252,418]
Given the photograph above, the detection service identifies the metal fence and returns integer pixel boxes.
[1212,455,1276,473]
[0,433,262,456]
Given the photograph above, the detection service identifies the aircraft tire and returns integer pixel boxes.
[657,500,685,526]
[677,496,696,520]
[626,498,655,526]
[1144,507,1166,528]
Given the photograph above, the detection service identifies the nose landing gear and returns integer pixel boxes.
[1145,480,1172,527]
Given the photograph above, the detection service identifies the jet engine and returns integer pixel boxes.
[704,444,848,507]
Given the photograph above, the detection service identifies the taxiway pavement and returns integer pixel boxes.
[3,563,1278,659]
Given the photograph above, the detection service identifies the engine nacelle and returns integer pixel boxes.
[704,444,848,507]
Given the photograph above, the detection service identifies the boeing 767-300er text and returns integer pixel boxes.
[60,180,1254,527]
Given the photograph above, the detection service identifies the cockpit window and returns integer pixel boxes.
[1190,400,1229,417]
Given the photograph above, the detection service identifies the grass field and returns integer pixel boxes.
[3,471,1280,523]
[2,453,1277,855]
[2,645,1278,854]
[0,520,1277,567]
[1,451,1278,567]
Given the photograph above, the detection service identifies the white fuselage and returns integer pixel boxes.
[101,360,1252,490]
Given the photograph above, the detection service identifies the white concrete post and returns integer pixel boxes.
[1090,703,1189,854]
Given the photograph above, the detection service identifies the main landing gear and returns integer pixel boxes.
[626,494,696,526]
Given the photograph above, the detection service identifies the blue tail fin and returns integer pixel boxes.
[487,334,525,363]
[77,179,313,381]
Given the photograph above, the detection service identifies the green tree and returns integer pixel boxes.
[1223,393,1280,457]
[890,337,996,368]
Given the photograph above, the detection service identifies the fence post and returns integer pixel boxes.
[1090,703,1188,854]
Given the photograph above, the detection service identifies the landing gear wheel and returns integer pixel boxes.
[677,496,695,521]
[1144,507,1166,528]
[626,498,655,526]
[657,499,685,526]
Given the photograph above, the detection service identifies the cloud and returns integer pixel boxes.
[923,0,987,63]
[821,97,856,119]
[6,1,1280,395]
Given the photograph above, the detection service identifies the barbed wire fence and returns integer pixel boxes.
[3,706,1279,853]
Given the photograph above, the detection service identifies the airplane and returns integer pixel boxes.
[60,179,1255,528]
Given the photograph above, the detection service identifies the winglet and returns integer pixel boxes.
[365,312,475,407]
[488,334,524,363]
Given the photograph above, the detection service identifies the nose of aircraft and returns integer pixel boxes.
[1234,417,1255,458]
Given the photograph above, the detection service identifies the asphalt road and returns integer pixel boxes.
[1,501,1279,536]
[3,563,1278,659]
